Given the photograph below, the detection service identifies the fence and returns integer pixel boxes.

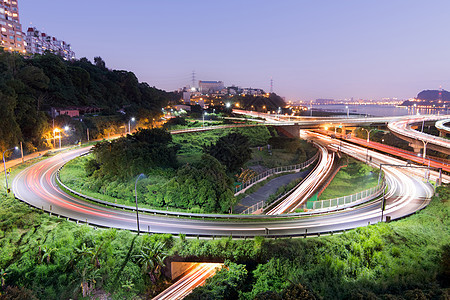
[241,172,386,215]
[234,151,319,195]
[306,180,385,210]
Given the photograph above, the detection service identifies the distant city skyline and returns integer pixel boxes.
[19,0,450,101]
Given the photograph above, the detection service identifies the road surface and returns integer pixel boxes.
[12,139,434,237]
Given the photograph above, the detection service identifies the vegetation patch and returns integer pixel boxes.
[318,158,379,200]
[2,165,449,299]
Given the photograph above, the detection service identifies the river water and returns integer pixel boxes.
[311,104,448,117]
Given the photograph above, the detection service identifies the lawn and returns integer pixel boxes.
[318,158,379,200]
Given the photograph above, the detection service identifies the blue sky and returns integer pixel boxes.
[19,0,450,101]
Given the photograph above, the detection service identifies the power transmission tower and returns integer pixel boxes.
[192,71,196,89]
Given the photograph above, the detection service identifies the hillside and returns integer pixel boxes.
[401,89,450,106]
[0,50,177,153]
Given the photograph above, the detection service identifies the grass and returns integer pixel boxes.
[1,148,449,299]
[184,188,450,299]
[245,148,303,169]
[318,158,379,200]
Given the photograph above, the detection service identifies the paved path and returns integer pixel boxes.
[234,169,311,214]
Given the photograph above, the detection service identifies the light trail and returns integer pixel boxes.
[388,115,450,150]
[11,127,436,237]
[153,263,222,300]
[266,143,335,214]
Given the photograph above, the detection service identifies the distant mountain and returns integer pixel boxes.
[417,89,450,102]
[401,89,450,106]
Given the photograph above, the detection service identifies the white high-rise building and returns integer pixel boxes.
[0,0,25,53]
[25,27,75,60]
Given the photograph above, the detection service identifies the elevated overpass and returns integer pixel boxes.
[435,119,450,137]
[234,109,450,157]
[233,109,411,138]
[388,115,450,157]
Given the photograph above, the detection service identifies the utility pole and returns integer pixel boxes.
[52,119,55,148]
[20,141,24,163]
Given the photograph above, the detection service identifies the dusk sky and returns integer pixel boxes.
[20,0,450,101]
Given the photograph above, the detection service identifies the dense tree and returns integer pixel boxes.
[0,50,175,153]
[88,128,179,180]
[230,93,286,112]
[134,241,168,284]
[204,132,252,173]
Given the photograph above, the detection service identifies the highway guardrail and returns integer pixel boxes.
[234,151,319,195]
[306,179,385,211]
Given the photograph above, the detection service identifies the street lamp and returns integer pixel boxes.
[362,129,375,164]
[134,173,146,235]
[203,112,208,128]
[363,128,376,143]
[53,128,61,149]
[128,117,135,134]
[421,140,429,161]
[3,147,18,193]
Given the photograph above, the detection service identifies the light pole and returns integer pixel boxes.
[128,117,135,134]
[134,173,146,235]
[346,105,349,118]
[421,140,429,162]
[53,128,61,149]
[202,112,207,128]
[363,128,376,163]
[363,128,376,143]
[3,147,18,193]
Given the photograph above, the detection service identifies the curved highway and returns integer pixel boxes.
[12,136,434,237]
[266,143,335,214]
[388,115,450,153]
[435,119,450,135]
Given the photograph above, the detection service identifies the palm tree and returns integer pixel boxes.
[134,240,168,284]
[40,246,58,264]
[72,242,105,297]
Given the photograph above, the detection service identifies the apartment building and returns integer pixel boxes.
[25,27,75,60]
[0,0,24,52]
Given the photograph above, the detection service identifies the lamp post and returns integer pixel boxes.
[363,128,375,164]
[3,147,18,193]
[134,173,146,235]
[53,128,61,149]
[421,140,429,162]
[128,117,135,134]
[203,112,207,128]
[363,128,376,143]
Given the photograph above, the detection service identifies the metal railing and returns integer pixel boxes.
[241,200,266,215]
[234,151,319,195]
[241,172,386,215]
[306,180,385,210]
